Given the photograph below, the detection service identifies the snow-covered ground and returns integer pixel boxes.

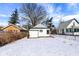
[0,35,79,56]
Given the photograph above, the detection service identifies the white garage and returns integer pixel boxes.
[29,30,39,37]
[29,24,50,38]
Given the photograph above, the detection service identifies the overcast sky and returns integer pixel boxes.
[0,3,79,27]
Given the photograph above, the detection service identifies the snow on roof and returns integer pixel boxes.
[58,18,79,29]
[3,24,27,30]
[32,24,48,29]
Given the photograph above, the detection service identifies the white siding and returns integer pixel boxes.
[59,20,79,35]
[29,30,39,37]
[58,29,62,34]
[29,29,50,38]
[38,29,49,37]
[66,20,79,35]
[67,20,79,28]
[59,29,66,34]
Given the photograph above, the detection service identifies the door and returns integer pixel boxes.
[29,30,39,37]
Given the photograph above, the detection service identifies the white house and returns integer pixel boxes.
[29,24,50,38]
[58,18,79,35]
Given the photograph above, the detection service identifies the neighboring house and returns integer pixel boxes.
[29,24,50,38]
[0,26,3,31]
[58,18,79,35]
[3,24,27,32]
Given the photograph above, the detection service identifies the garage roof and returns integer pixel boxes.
[32,24,48,29]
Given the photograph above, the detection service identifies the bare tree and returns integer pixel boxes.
[20,3,47,27]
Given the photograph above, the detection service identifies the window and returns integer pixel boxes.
[66,29,71,32]
[77,29,79,32]
[40,30,43,32]
[66,28,77,32]
[74,29,76,32]
[74,29,79,32]
[47,30,49,34]
[70,29,72,32]
[66,29,68,32]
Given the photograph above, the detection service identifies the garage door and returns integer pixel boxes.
[29,30,39,37]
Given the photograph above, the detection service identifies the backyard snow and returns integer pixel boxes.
[0,35,79,56]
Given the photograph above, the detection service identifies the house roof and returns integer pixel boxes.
[58,18,79,29]
[3,24,27,30]
[32,24,48,29]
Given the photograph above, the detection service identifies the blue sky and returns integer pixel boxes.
[0,3,79,27]
[0,3,20,26]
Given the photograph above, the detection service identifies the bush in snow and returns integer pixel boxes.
[0,32,27,46]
